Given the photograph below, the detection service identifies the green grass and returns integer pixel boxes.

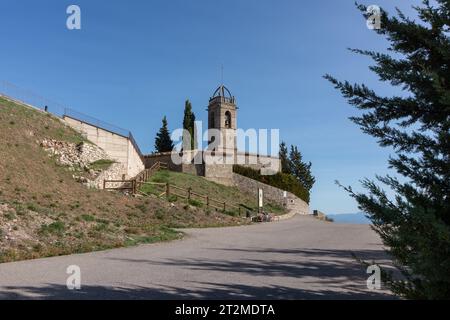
[155,209,165,220]
[81,214,95,222]
[264,202,287,215]
[89,159,115,171]
[140,170,287,216]
[4,212,16,220]
[39,221,66,236]
[26,203,38,211]
[135,203,147,213]
[188,199,203,207]
[124,226,181,246]
[141,170,256,207]
[167,195,178,202]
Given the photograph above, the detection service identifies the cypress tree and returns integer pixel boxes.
[325,1,450,298]
[182,100,196,150]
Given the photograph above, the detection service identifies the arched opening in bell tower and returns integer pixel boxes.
[209,111,215,129]
[225,111,232,129]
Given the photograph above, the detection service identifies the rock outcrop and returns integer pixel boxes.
[40,139,109,168]
[40,139,126,189]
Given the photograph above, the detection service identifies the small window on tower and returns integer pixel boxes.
[225,111,231,128]
[209,112,215,128]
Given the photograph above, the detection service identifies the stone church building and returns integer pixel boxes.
[144,85,281,186]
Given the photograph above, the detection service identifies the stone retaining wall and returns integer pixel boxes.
[90,162,127,189]
[64,116,144,178]
[143,150,281,184]
[232,173,310,215]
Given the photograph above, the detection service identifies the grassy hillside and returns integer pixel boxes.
[0,96,245,263]
[140,170,286,215]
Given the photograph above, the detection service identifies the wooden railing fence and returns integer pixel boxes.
[104,161,245,215]
[140,181,244,215]
[103,161,168,193]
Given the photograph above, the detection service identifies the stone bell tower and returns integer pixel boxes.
[207,85,237,156]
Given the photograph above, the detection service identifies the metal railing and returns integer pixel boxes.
[0,81,66,116]
[0,80,145,161]
[63,108,144,161]
[63,108,130,138]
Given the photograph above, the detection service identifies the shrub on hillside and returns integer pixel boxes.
[233,165,309,203]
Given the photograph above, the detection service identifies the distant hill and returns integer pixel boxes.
[327,212,371,224]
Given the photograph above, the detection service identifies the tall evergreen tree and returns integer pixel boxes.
[154,116,174,153]
[279,142,290,173]
[289,145,315,192]
[182,100,196,150]
[325,1,450,299]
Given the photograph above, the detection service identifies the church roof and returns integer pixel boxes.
[212,85,233,99]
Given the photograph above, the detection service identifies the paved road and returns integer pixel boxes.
[0,215,395,299]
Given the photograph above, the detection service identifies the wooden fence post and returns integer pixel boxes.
[187,187,191,200]
[103,180,106,189]
[223,202,226,212]
[206,196,209,207]
[166,183,170,198]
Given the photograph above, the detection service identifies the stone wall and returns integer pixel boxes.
[64,116,144,178]
[182,163,205,176]
[204,163,234,186]
[91,162,127,189]
[143,150,280,181]
[232,173,310,215]
[144,152,182,172]
[145,151,206,177]
[126,139,145,178]
[235,152,281,174]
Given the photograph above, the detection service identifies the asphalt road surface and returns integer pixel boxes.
[0,215,395,299]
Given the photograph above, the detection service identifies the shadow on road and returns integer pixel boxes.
[109,247,395,280]
[0,248,396,300]
[0,281,393,300]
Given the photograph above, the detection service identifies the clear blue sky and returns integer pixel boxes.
[0,0,422,214]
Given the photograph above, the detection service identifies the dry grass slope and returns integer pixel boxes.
[141,170,287,216]
[0,96,245,263]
